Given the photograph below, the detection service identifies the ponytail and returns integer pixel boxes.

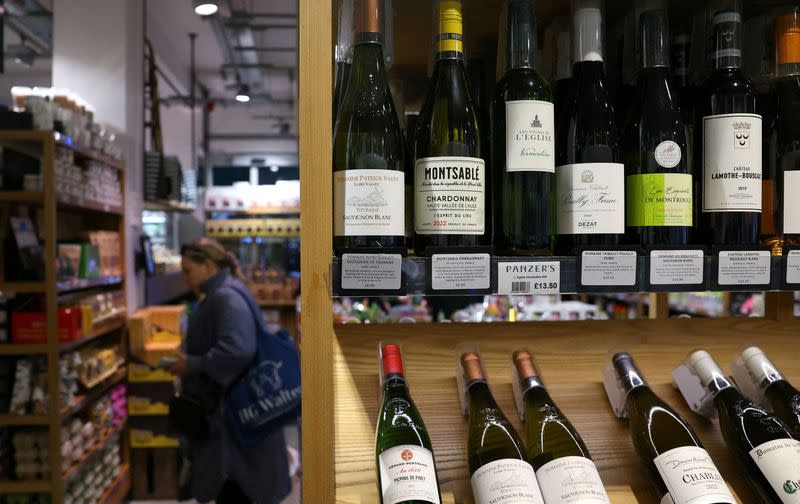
[181,238,246,281]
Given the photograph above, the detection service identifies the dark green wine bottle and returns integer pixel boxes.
[513,350,611,503]
[461,352,544,504]
[413,0,488,256]
[333,0,405,256]
[737,347,800,440]
[375,344,441,504]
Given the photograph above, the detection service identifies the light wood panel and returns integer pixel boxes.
[333,318,800,503]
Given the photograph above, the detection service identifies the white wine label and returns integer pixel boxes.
[471,458,545,504]
[556,163,625,235]
[660,494,676,504]
[497,261,560,295]
[717,250,771,285]
[784,171,800,233]
[341,254,402,290]
[580,251,637,286]
[649,250,704,285]
[379,444,441,504]
[787,250,800,284]
[535,456,611,504]
[653,446,736,504]
[702,113,763,212]
[655,140,682,168]
[334,169,405,237]
[414,157,485,235]
[506,100,555,173]
[749,438,800,503]
[431,253,490,290]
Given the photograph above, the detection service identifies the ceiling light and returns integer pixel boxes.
[194,1,219,16]
[235,85,251,103]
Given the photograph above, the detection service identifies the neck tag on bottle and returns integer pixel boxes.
[731,355,764,405]
[602,363,628,419]
[672,364,716,419]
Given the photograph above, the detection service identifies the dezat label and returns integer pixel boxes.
[556,163,624,235]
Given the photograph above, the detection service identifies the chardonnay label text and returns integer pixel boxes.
[556,163,624,234]
[702,113,763,213]
[653,446,736,504]
[414,157,485,235]
[379,444,441,504]
[334,169,405,237]
[535,456,611,504]
[506,100,555,173]
[784,171,800,233]
[471,458,545,504]
[626,174,693,227]
[749,439,800,504]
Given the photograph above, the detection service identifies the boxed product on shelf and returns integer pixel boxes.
[0,294,8,343]
[5,217,43,282]
[56,243,82,281]
[10,308,83,344]
[8,358,48,415]
[83,231,122,278]
[76,344,123,389]
[127,306,185,368]
[63,432,121,504]
[11,430,49,480]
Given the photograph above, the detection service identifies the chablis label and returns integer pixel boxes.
[414,157,485,235]
[749,438,800,503]
[506,100,555,173]
[653,446,735,504]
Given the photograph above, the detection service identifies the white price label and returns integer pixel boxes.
[431,254,490,291]
[787,250,800,284]
[650,250,704,285]
[497,262,560,295]
[581,251,637,286]
[341,254,402,290]
[717,250,771,286]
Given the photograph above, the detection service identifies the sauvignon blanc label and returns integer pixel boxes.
[653,446,736,504]
[749,438,800,503]
[784,171,800,234]
[506,100,555,173]
[334,169,405,237]
[535,456,610,504]
[626,173,693,227]
[414,157,485,235]
[702,113,763,212]
[379,444,441,504]
[556,163,624,234]
[471,458,544,504]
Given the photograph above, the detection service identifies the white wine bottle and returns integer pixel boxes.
[461,352,544,504]
[513,350,610,504]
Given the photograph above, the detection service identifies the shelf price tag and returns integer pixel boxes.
[717,250,771,286]
[649,250,704,285]
[580,251,637,287]
[496,261,560,295]
[431,253,490,291]
[341,253,402,290]
[786,250,800,285]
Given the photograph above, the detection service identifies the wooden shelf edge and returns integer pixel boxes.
[62,420,126,483]
[57,275,124,294]
[0,414,49,426]
[97,464,131,504]
[0,191,44,203]
[0,281,46,294]
[0,130,125,171]
[0,343,48,355]
[60,315,127,353]
[0,479,51,494]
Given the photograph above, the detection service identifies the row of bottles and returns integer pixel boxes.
[375,343,800,503]
[332,0,800,258]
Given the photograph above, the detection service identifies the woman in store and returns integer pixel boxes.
[167,237,292,504]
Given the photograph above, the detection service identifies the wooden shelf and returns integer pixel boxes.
[0,414,49,426]
[0,281,46,294]
[0,130,124,171]
[62,420,126,482]
[57,276,124,294]
[206,207,300,216]
[0,343,48,355]
[259,299,297,308]
[61,366,126,421]
[0,190,123,215]
[144,198,195,213]
[57,137,125,172]
[59,315,127,353]
[97,464,131,504]
[0,191,44,203]
[0,479,51,494]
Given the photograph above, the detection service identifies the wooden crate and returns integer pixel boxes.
[128,306,184,367]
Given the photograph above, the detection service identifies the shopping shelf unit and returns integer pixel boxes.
[299,1,800,503]
[0,130,130,502]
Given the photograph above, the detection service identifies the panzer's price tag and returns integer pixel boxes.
[497,261,560,295]
[787,250,800,284]
[431,254,490,290]
[650,250,704,285]
[717,250,770,285]
[581,251,637,286]
[341,254,402,290]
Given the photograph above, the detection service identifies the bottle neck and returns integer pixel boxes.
[506,0,536,70]
[351,39,387,81]
[639,10,669,70]
[435,3,464,62]
[574,60,605,81]
[521,378,552,405]
[573,5,603,64]
[382,374,409,394]
[467,379,498,411]
[712,12,743,70]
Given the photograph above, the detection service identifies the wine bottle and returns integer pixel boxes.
[624,9,694,247]
[606,352,735,504]
[333,0,405,256]
[513,350,610,503]
[375,344,441,504]
[414,0,487,256]
[333,0,355,127]
[491,0,554,255]
[699,7,762,247]
[734,347,800,443]
[686,350,800,504]
[767,11,800,252]
[553,16,575,125]
[462,352,545,504]
[554,0,624,255]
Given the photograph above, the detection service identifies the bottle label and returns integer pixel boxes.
[702,113,763,212]
[655,141,682,169]
[535,456,611,504]
[414,157,485,235]
[471,458,545,504]
[784,171,800,233]
[653,446,736,504]
[660,494,676,504]
[334,169,405,237]
[556,163,624,234]
[506,100,555,173]
[379,444,441,504]
[626,173,693,226]
[749,438,800,503]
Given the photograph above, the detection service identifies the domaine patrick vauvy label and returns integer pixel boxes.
[471,458,544,504]
[653,446,736,504]
[749,438,800,504]
[414,157,485,235]
[784,171,800,234]
[703,113,763,212]
[506,100,555,173]
[556,163,625,235]
[379,444,441,504]
[535,456,611,504]
[334,169,405,237]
